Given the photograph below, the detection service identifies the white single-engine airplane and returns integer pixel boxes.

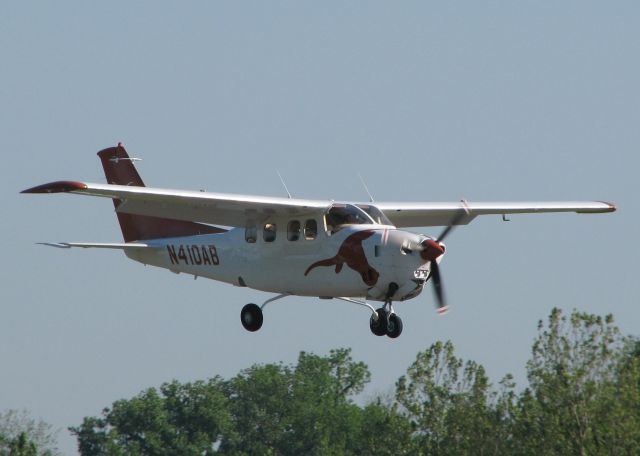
[23,144,616,338]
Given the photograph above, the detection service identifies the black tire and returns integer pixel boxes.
[369,308,388,336]
[240,303,263,332]
[386,314,403,338]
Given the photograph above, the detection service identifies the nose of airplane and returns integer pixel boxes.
[420,239,445,262]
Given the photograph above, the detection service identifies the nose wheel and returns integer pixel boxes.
[369,308,388,336]
[369,290,403,339]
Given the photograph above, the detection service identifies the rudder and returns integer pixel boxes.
[97,144,225,242]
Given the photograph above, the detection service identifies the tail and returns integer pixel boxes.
[97,144,225,242]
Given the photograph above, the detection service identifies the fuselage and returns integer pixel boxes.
[125,223,437,303]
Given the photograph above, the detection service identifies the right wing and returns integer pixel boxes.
[374,200,616,228]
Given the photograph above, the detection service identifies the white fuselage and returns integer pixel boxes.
[124,223,436,303]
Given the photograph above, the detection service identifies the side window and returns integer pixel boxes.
[287,220,301,241]
[263,223,277,242]
[245,226,257,243]
[304,219,317,240]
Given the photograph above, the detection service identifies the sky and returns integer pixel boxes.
[1,2,638,454]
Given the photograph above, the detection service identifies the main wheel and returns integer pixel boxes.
[386,314,403,338]
[240,303,263,332]
[369,308,388,336]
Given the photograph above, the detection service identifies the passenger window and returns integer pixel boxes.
[304,219,317,240]
[245,226,257,243]
[263,223,277,242]
[288,220,301,241]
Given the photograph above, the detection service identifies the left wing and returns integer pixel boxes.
[22,180,330,227]
[38,242,154,249]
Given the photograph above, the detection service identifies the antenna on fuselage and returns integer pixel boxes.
[276,170,292,199]
[357,173,374,202]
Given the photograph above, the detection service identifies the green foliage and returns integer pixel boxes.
[72,309,640,456]
[395,340,506,456]
[513,308,639,456]
[71,378,231,456]
[218,348,371,455]
[0,411,58,456]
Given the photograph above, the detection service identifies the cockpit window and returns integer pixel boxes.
[356,204,393,226]
[325,204,375,234]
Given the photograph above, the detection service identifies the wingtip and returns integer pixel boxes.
[36,242,71,249]
[598,201,617,212]
[21,181,88,194]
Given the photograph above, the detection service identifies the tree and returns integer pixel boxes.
[513,307,635,456]
[71,378,231,456]
[219,348,371,455]
[357,400,414,456]
[395,340,502,456]
[73,348,373,456]
[598,337,640,454]
[0,410,58,456]
[71,321,640,456]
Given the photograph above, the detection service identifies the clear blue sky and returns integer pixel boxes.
[1,2,637,454]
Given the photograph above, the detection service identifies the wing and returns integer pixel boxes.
[37,242,154,249]
[375,201,616,228]
[22,181,331,227]
[22,181,615,229]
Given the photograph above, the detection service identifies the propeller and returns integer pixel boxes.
[419,205,470,314]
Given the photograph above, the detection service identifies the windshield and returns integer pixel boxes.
[325,204,375,234]
[355,204,393,226]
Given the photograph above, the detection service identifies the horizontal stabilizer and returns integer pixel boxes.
[37,242,154,250]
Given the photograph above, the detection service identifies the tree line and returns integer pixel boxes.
[3,308,639,455]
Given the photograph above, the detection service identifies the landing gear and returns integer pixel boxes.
[240,303,263,332]
[240,294,289,332]
[369,306,404,338]
[386,313,403,338]
[369,308,387,336]
[368,283,404,338]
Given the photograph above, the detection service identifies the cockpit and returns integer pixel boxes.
[324,203,393,234]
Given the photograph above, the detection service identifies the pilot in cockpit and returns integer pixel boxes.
[326,205,366,234]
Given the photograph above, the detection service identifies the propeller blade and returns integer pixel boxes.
[436,208,469,243]
[426,204,467,314]
[430,260,448,314]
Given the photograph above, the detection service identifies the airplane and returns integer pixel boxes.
[22,144,616,338]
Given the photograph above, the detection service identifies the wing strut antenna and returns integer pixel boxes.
[357,173,374,202]
[276,170,292,199]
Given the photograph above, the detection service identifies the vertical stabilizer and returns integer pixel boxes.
[97,144,225,242]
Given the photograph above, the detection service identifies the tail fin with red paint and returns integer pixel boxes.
[97,144,225,242]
